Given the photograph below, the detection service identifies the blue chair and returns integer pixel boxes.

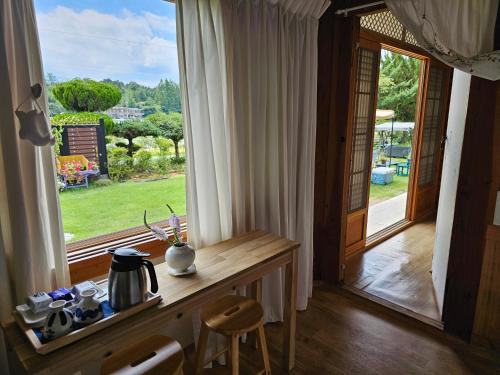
[396,159,411,176]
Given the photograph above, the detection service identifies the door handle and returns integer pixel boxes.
[440,136,447,150]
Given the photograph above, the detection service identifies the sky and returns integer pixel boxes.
[34,0,178,87]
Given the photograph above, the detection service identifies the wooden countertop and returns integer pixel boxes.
[2,230,299,374]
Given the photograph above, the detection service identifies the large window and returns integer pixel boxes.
[34,0,186,250]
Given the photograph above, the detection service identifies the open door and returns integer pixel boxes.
[409,61,452,220]
[344,40,380,258]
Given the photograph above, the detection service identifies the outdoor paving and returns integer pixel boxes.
[367,192,407,237]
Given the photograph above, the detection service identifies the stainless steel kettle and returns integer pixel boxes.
[107,248,158,310]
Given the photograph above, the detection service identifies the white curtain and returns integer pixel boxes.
[386,0,500,80]
[0,0,70,364]
[177,0,329,323]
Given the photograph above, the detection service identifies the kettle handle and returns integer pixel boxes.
[142,260,159,294]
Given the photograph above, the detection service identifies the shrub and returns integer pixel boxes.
[171,156,185,165]
[51,123,64,156]
[93,178,113,187]
[155,137,174,155]
[134,150,153,173]
[51,112,114,135]
[108,147,133,181]
[52,79,121,112]
[146,112,183,158]
[170,156,185,172]
[155,155,171,174]
[115,142,141,153]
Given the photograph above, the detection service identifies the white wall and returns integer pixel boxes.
[432,69,471,316]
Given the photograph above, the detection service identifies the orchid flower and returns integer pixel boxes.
[167,204,183,245]
[144,205,184,246]
[144,210,170,243]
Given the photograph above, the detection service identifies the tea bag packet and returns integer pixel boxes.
[26,292,52,314]
[48,287,73,302]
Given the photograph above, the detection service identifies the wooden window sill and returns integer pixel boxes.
[68,218,187,283]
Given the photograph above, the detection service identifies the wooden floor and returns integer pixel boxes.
[187,286,500,374]
[344,220,440,321]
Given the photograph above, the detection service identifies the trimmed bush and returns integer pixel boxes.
[52,79,121,112]
[108,147,133,181]
[134,150,153,173]
[51,112,114,135]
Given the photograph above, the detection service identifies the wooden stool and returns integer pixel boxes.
[195,295,271,375]
[101,335,184,375]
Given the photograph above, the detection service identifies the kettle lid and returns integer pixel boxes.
[110,248,150,257]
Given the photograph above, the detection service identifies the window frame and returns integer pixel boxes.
[67,216,187,282]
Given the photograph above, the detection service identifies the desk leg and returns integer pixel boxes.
[249,278,262,349]
[283,249,297,371]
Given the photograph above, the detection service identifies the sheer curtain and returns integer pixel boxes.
[177,0,329,322]
[386,0,500,80]
[0,1,70,370]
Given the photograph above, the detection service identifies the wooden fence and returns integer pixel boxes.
[58,119,108,174]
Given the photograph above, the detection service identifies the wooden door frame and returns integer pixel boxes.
[340,32,450,263]
[314,6,498,343]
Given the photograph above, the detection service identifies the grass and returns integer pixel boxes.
[369,163,409,205]
[59,175,186,243]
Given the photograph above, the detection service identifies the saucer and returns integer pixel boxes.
[168,264,196,276]
[16,304,47,327]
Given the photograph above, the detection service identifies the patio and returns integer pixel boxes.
[367,192,407,237]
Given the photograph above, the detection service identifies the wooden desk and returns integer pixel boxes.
[2,231,299,374]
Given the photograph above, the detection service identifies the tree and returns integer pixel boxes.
[53,79,121,112]
[155,79,181,113]
[146,112,183,158]
[44,73,65,115]
[377,51,421,122]
[112,120,159,156]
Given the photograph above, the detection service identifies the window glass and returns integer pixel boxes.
[34,0,186,244]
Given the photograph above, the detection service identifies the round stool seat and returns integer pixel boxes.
[101,335,184,375]
[200,295,263,335]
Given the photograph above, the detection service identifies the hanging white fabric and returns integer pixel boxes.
[386,0,500,80]
[0,0,70,325]
[177,0,329,327]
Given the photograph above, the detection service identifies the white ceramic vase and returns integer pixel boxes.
[43,300,73,340]
[165,243,195,273]
[74,288,103,325]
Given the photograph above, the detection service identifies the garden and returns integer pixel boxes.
[48,78,187,243]
[367,50,418,206]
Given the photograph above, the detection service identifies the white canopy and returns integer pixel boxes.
[376,109,395,121]
[375,121,415,132]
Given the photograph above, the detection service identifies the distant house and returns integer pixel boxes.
[105,106,143,121]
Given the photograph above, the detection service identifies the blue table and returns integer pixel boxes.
[396,161,410,176]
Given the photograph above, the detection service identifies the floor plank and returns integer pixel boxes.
[232,286,500,374]
[345,220,440,321]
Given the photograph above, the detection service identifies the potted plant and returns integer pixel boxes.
[144,204,195,275]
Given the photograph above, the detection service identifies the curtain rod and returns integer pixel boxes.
[335,1,385,16]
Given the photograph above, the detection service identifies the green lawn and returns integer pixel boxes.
[60,175,186,243]
[369,172,409,205]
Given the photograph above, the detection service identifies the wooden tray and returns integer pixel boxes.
[13,292,161,355]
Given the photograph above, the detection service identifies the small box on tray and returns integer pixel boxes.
[48,288,73,302]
